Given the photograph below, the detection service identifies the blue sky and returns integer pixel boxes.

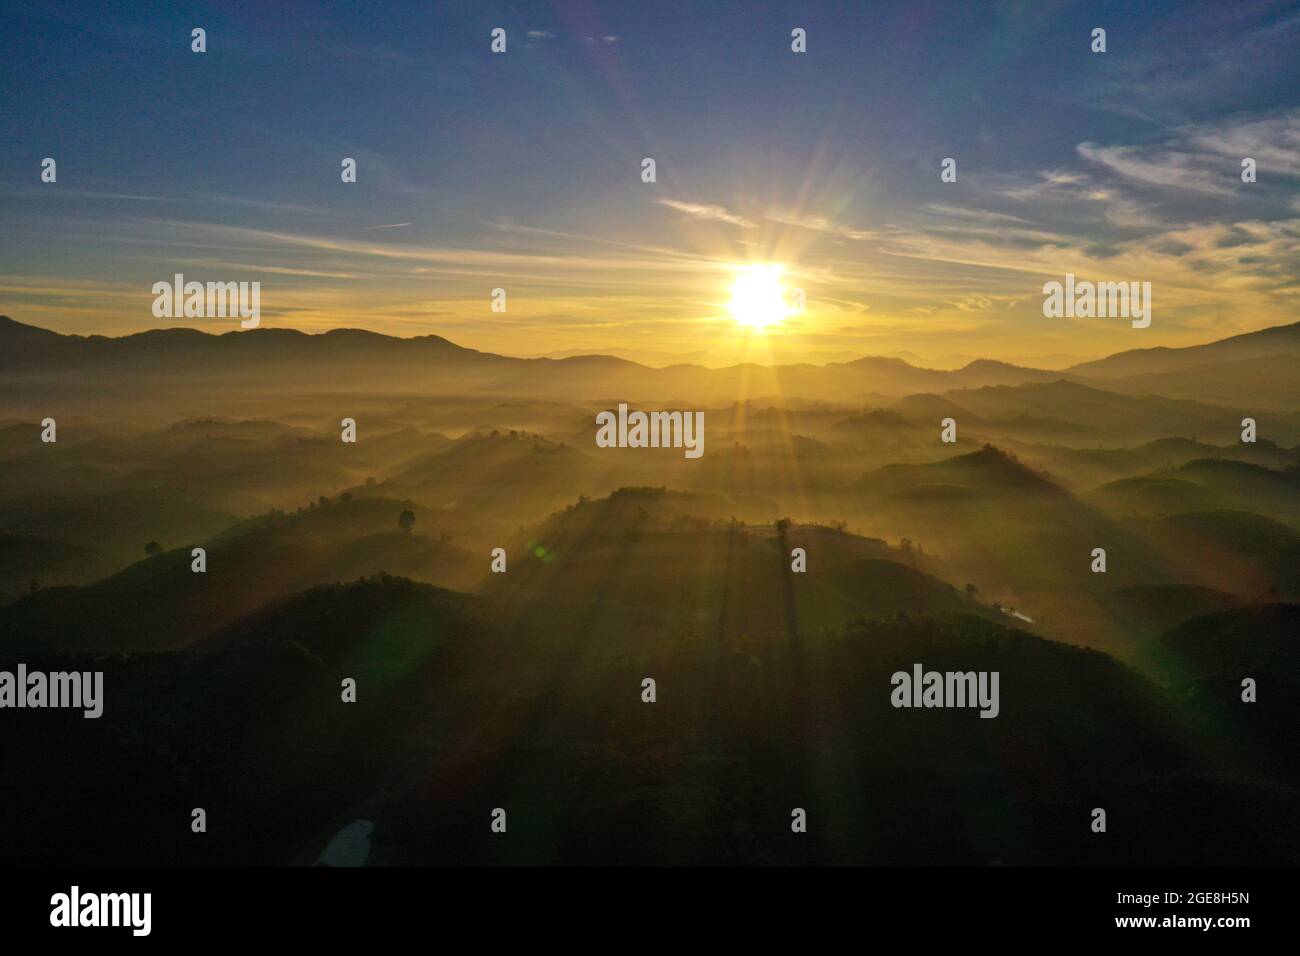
[2,0,1298,366]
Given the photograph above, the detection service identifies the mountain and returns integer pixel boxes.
[0,533,115,605]
[1155,603,1300,681]
[0,497,478,653]
[0,575,499,865]
[848,446,1190,654]
[1073,354,1300,412]
[950,359,1062,388]
[1066,321,1300,378]
[930,380,1246,443]
[1174,459,1300,529]
[0,489,238,564]
[15,576,1296,865]
[1126,510,1300,600]
[4,315,1298,410]
[481,486,991,637]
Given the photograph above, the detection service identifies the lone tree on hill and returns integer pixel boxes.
[144,541,162,557]
[398,509,416,534]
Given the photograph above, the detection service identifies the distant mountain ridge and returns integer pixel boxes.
[1065,321,1300,378]
[2,315,1297,407]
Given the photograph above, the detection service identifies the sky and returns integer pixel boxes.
[1,0,1298,368]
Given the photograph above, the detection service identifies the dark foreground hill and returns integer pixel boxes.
[2,575,1297,865]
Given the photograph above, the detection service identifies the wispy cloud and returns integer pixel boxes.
[656,199,755,228]
[763,210,883,242]
[1077,142,1233,196]
[1078,109,1300,197]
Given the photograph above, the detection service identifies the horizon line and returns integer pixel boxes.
[4,313,1295,376]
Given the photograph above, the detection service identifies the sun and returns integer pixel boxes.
[728,264,789,331]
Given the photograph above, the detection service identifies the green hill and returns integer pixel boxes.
[0,513,477,652]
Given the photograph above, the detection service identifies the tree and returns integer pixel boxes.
[398,509,416,534]
[965,583,979,600]
[144,541,162,557]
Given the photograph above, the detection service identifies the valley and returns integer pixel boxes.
[0,315,1297,865]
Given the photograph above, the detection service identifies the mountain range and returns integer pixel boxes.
[3,315,1298,409]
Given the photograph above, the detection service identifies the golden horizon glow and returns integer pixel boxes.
[727,264,790,332]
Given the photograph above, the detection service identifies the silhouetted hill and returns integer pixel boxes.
[481,488,990,638]
[0,489,237,565]
[1146,604,1300,785]
[855,446,1064,501]
[1066,323,1300,379]
[1067,320,1300,378]
[951,359,1061,388]
[1177,459,1300,528]
[826,557,983,618]
[0,533,114,605]
[0,318,486,373]
[937,380,1238,442]
[1089,476,1222,515]
[1093,354,1300,411]
[6,315,1295,409]
[1013,436,1296,491]
[1,311,1298,866]
[1155,603,1300,681]
[0,502,478,652]
[0,576,498,864]
[5,569,1299,864]
[1102,584,1246,635]
[1127,510,1300,600]
[850,447,1185,654]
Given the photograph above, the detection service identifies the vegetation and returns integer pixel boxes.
[0,315,1297,864]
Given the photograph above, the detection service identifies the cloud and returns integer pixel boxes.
[763,210,882,241]
[656,198,755,228]
[1077,142,1232,196]
[1042,170,1088,186]
[989,169,1098,203]
[1076,109,1300,197]
[168,259,364,279]
[921,204,1037,226]
[1187,112,1300,174]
